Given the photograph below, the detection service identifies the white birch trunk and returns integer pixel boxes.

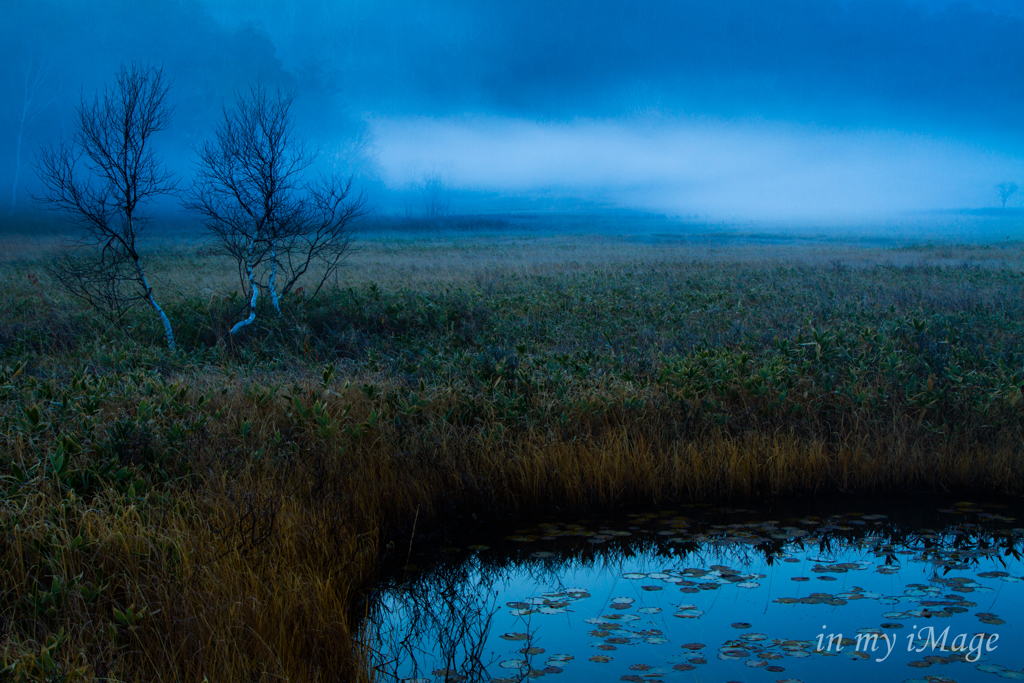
[135,259,176,351]
[230,240,259,335]
[268,240,282,316]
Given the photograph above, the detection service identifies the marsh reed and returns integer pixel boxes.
[2,227,1024,681]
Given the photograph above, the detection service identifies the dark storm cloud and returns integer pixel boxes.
[202,0,1024,131]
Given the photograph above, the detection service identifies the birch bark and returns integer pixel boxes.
[230,239,259,335]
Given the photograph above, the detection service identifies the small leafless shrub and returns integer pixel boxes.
[213,489,281,563]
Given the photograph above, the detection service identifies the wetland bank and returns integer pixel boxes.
[2,223,1024,682]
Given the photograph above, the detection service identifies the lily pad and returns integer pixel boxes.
[498,659,527,669]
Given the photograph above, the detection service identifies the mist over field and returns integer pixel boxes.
[372,115,1023,220]
[1,0,1023,226]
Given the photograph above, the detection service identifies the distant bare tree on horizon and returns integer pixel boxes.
[997,181,1019,209]
[187,84,365,337]
[418,170,451,220]
[34,63,178,350]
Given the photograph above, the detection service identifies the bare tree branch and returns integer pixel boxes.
[33,63,178,351]
[278,175,366,301]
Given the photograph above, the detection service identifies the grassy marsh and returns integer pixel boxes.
[2,220,1024,681]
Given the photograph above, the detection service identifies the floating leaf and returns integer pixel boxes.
[977,664,1007,673]
[499,659,527,669]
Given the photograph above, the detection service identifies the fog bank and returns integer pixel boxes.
[372,116,1024,220]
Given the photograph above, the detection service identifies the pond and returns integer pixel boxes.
[365,496,1024,683]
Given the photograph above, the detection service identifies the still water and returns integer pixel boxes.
[366,496,1024,683]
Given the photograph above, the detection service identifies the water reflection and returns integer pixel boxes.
[365,497,1024,683]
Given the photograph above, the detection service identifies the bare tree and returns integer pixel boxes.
[187,85,364,336]
[418,171,450,220]
[997,181,1019,209]
[7,56,54,215]
[34,63,178,350]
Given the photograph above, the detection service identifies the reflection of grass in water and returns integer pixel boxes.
[371,506,1024,679]
[367,559,503,682]
[3,229,1024,680]
[396,504,1024,582]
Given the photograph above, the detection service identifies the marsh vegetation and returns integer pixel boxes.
[1,221,1024,681]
